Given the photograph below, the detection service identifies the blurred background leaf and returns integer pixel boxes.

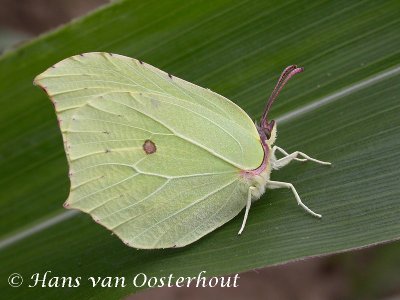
[0,0,399,299]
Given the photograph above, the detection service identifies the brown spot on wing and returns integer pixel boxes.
[143,140,156,154]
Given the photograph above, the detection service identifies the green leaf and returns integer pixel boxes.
[1,0,399,298]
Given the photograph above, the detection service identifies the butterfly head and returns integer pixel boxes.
[258,65,303,146]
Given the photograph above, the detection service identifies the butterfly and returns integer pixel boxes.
[34,53,330,248]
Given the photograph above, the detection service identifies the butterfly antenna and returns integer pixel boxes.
[260,65,304,128]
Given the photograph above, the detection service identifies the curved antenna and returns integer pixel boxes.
[260,65,304,127]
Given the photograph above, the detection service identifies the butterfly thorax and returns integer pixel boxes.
[249,162,272,201]
[239,157,272,201]
[243,126,276,201]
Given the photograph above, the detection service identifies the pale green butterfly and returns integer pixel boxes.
[34,53,330,249]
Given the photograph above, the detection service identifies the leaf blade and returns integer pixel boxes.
[1,0,399,298]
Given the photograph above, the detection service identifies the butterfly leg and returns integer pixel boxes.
[266,180,322,218]
[272,146,331,169]
[238,186,256,235]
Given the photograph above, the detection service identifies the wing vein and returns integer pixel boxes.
[160,183,240,247]
[145,63,230,118]
[70,173,140,205]
[130,178,238,242]
[110,98,242,169]
[148,95,245,161]
[105,179,171,225]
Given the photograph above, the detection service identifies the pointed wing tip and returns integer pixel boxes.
[33,75,42,87]
[33,52,127,86]
[33,77,49,95]
[33,66,53,89]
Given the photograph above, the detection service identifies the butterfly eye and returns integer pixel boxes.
[264,120,275,140]
[264,128,271,140]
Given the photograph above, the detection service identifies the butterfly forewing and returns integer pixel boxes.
[34,52,264,248]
